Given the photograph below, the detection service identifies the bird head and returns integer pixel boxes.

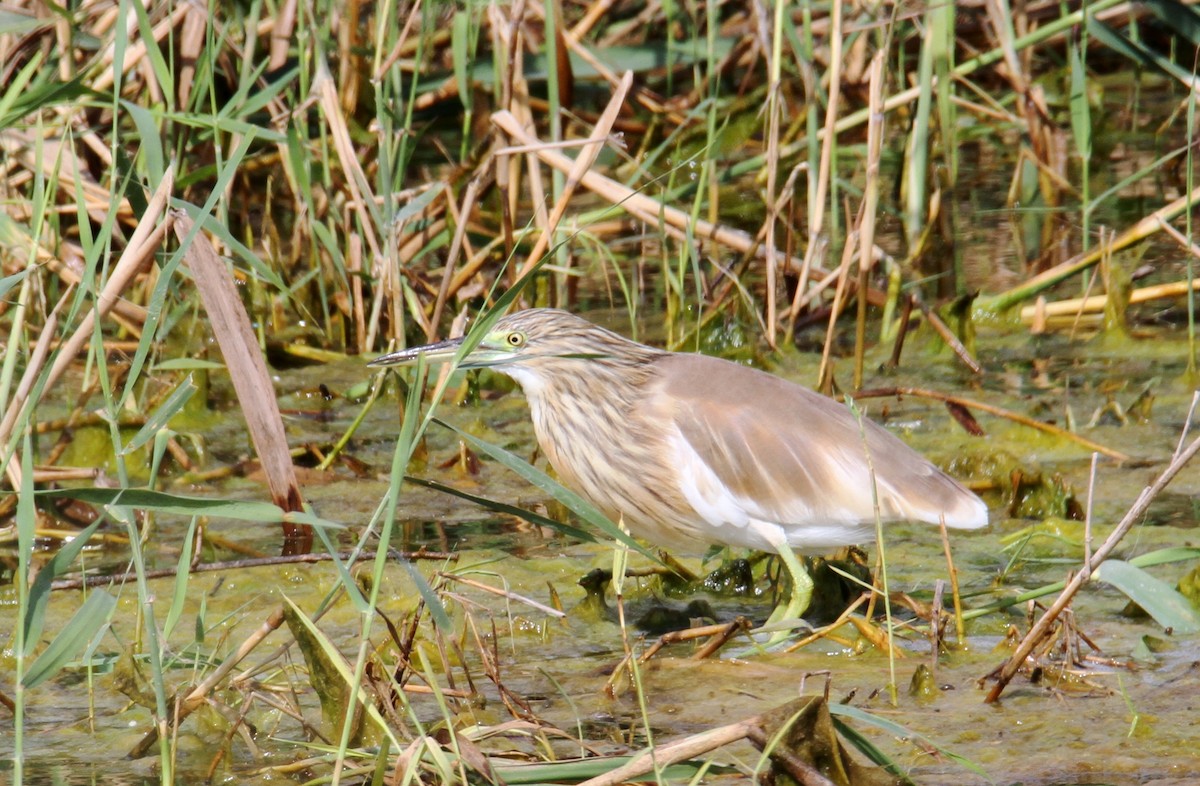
[367,309,659,376]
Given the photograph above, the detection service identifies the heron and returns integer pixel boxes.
[370,309,988,625]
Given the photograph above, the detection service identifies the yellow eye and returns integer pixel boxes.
[506,331,525,347]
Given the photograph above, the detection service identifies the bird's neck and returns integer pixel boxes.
[507,356,662,480]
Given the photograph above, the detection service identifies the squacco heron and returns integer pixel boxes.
[370,309,988,624]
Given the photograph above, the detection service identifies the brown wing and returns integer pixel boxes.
[645,353,986,546]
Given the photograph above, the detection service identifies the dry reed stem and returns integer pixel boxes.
[575,717,760,786]
[173,212,305,533]
[0,131,132,221]
[91,2,191,93]
[1019,278,1200,324]
[985,419,1200,702]
[853,52,885,389]
[429,175,488,338]
[912,296,983,375]
[0,287,70,489]
[939,517,967,645]
[0,165,177,478]
[515,71,633,279]
[176,2,206,108]
[817,228,860,390]
[637,617,752,662]
[490,111,852,290]
[795,0,845,311]
[854,385,1129,461]
[270,0,298,69]
[314,60,382,259]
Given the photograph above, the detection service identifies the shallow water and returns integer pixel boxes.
[7,310,1200,785]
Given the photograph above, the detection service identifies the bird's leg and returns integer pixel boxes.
[763,545,814,641]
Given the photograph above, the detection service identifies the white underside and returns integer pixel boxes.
[668,430,877,552]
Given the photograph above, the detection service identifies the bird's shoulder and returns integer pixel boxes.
[647,351,847,423]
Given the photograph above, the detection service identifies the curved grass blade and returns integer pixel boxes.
[1094,560,1200,633]
[23,518,104,652]
[22,589,116,689]
[32,487,341,528]
[403,560,452,631]
[439,419,656,561]
[163,517,199,639]
[831,703,991,781]
[404,475,596,543]
[121,373,196,456]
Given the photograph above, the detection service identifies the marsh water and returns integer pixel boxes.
[10,295,1200,785]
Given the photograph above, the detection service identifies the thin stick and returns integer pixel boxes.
[576,718,759,786]
[437,572,565,618]
[854,53,885,389]
[515,71,633,279]
[130,607,287,757]
[1084,453,1099,569]
[939,516,967,645]
[912,295,983,375]
[854,386,1129,461]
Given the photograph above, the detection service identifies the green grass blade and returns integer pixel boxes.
[404,475,596,542]
[22,589,117,689]
[1088,17,1200,89]
[1094,560,1200,633]
[1130,547,1200,568]
[120,373,197,456]
[830,703,991,780]
[0,265,32,302]
[403,560,452,631]
[33,487,342,527]
[23,518,105,651]
[440,419,657,561]
[163,517,199,639]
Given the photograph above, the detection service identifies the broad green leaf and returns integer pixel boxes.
[23,519,105,653]
[1130,547,1200,568]
[280,595,404,751]
[1088,18,1199,89]
[452,11,471,108]
[403,560,452,631]
[32,487,342,528]
[1068,42,1091,160]
[1142,0,1200,46]
[1094,559,1200,633]
[123,101,165,184]
[23,590,116,689]
[0,10,49,36]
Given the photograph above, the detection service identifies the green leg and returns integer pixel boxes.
[764,546,813,641]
